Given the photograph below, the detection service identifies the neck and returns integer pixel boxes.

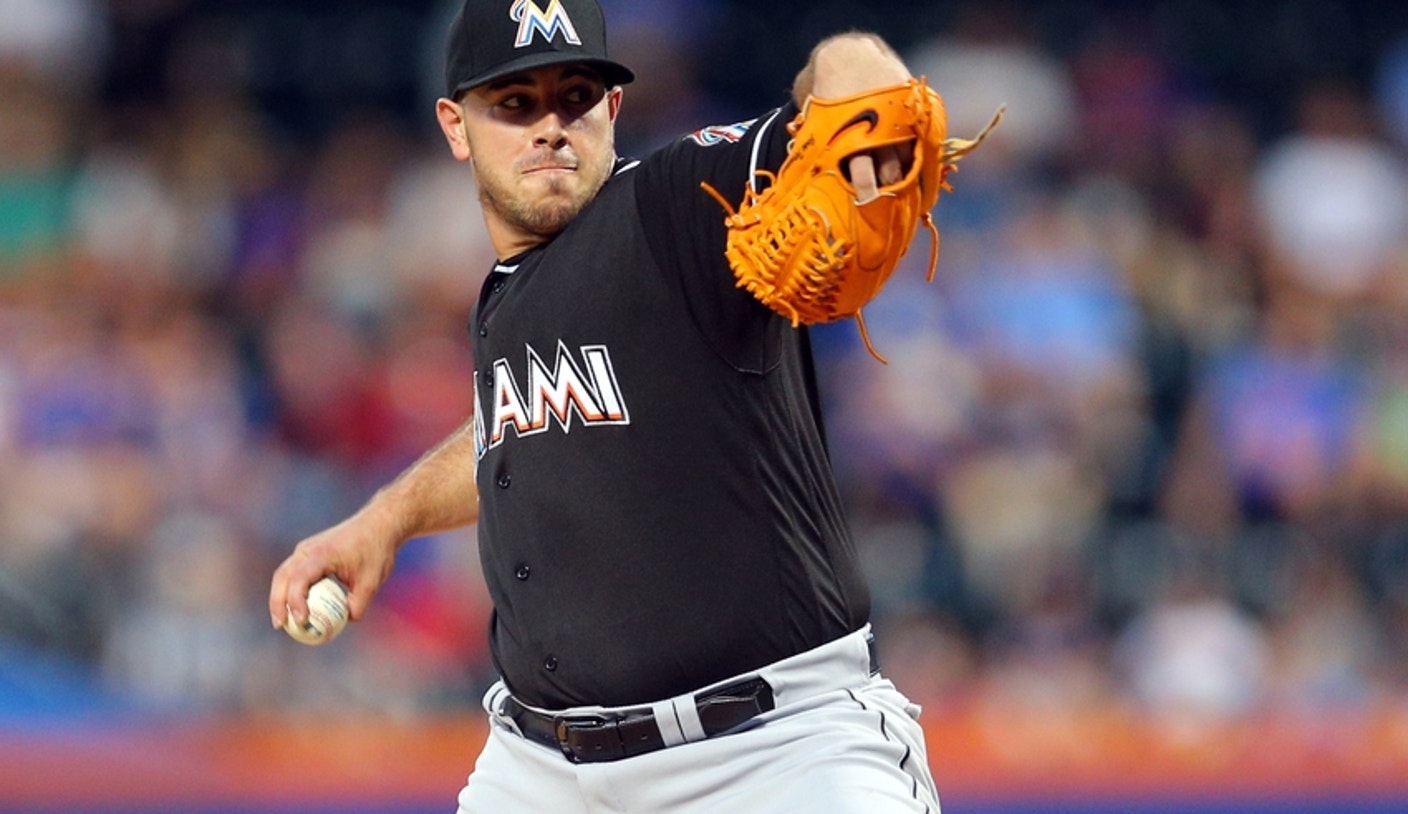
[487,219,554,259]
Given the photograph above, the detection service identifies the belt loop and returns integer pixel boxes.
[490,685,524,738]
[673,694,708,743]
[650,699,687,747]
[485,682,508,715]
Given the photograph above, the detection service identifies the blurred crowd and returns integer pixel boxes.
[4,0,1408,742]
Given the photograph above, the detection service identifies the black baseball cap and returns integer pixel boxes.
[445,0,635,97]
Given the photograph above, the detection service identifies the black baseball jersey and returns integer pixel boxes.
[470,102,870,710]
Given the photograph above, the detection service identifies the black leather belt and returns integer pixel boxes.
[501,634,879,764]
[502,675,774,763]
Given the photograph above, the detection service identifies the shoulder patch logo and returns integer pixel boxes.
[511,0,581,48]
[687,119,758,147]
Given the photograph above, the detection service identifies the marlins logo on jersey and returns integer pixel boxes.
[511,0,581,48]
[474,341,630,458]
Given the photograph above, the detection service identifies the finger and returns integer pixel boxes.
[269,558,314,629]
[849,154,878,203]
[269,558,294,628]
[346,581,378,623]
[269,548,329,629]
[876,145,904,187]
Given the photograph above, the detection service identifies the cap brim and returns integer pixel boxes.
[451,53,635,97]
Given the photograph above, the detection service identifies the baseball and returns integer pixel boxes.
[284,576,350,646]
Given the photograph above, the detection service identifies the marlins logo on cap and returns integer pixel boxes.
[512,0,581,48]
[445,0,635,97]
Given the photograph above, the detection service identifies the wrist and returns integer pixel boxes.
[357,489,413,553]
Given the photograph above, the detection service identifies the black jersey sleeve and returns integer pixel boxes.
[633,102,800,374]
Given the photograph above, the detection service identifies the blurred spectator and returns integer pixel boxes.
[1375,35,1408,150]
[939,193,1143,619]
[101,510,258,711]
[0,0,106,91]
[598,0,731,153]
[1251,81,1408,301]
[0,71,77,278]
[1065,22,1181,182]
[298,117,414,322]
[1162,277,1368,535]
[1112,551,1272,730]
[1263,546,1381,714]
[905,3,1077,171]
[383,156,495,316]
[874,609,979,717]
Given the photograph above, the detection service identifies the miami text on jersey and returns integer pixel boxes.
[511,0,581,48]
[474,341,630,457]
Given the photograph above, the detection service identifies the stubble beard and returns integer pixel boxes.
[473,149,613,239]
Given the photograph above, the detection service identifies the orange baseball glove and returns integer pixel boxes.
[703,78,1001,361]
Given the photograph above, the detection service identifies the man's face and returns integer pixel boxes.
[447,64,621,246]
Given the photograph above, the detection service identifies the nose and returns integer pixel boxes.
[534,110,569,149]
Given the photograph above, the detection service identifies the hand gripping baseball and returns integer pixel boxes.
[269,510,399,638]
[703,78,1002,362]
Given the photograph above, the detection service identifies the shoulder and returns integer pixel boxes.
[650,104,797,167]
[628,104,798,208]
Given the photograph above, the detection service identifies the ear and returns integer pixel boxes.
[607,86,623,122]
[436,98,473,162]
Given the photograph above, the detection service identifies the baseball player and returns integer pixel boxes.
[271,0,991,810]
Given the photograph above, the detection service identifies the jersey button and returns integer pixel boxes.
[497,473,511,489]
[544,655,558,672]
[478,323,489,337]
[515,564,531,581]
[492,280,505,293]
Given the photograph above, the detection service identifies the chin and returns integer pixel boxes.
[525,200,585,236]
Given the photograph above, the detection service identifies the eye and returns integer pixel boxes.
[497,94,529,111]
[562,83,605,109]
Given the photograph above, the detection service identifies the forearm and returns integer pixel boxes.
[270,418,479,626]
[792,32,911,106]
[361,418,481,547]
